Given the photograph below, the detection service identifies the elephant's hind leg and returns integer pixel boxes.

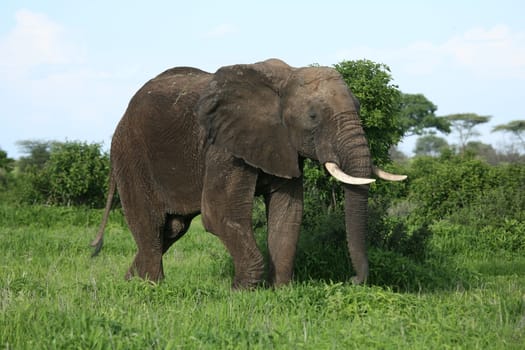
[126,250,164,282]
[120,188,165,282]
[125,217,165,282]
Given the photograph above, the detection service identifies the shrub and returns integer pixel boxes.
[301,158,432,262]
[0,149,14,187]
[294,209,351,282]
[300,153,525,268]
[15,140,55,173]
[407,154,497,222]
[430,218,525,258]
[16,141,110,207]
[412,158,525,261]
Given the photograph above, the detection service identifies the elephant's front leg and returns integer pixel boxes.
[201,147,265,289]
[265,177,303,286]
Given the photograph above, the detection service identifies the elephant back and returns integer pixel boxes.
[111,67,212,213]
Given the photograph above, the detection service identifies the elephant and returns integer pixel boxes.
[91,58,406,289]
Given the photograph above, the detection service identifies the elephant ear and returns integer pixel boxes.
[198,60,300,179]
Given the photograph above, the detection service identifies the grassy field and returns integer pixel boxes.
[1,203,524,349]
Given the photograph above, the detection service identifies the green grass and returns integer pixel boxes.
[1,204,524,349]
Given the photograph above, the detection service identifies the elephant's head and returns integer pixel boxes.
[198,59,405,284]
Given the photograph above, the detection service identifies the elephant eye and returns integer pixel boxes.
[309,112,317,120]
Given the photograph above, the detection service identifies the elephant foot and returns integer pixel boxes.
[350,275,367,285]
[125,267,164,282]
[231,260,265,290]
[231,279,259,290]
[125,253,164,282]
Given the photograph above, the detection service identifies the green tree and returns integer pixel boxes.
[444,113,491,153]
[398,93,450,136]
[492,120,525,151]
[0,149,14,172]
[16,140,56,172]
[414,134,449,157]
[334,59,403,165]
[0,148,15,187]
[389,147,408,162]
[464,141,499,164]
[43,141,110,207]
[17,141,109,207]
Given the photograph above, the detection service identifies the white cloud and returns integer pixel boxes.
[0,10,125,158]
[0,9,84,80]
[336,25,525,80]
[204,23,237,39]
[441,25,525,78]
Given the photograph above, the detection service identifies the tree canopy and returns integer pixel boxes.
[398,93,450,136]
[492,120,525,150]
[16,140,56,172]
[0,149,14,173]
[414,134,449,157]
[444,113,491,152]
[334,60,447,163]
[334,59,403,165]
[0,149,14,187]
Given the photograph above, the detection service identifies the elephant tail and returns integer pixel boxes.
[90,172,117,257]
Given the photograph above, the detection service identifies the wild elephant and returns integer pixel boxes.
[91,59,406,289]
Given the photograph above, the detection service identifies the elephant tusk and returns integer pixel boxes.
[372,166,407,181]
[324,162,376,185]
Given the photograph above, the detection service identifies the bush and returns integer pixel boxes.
[301,158,431,262]
[16,141,110,207]
[407,154,497,221]
[0,149,15,188]
[409,156,525,261]
[408,156,524,226]
[300,153,525,272]
[294,209,351,282]
[430,219,525,258]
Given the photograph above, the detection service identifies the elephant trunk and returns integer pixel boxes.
[344,184,370,284]
[329,114,372,284]
[319,112,405,284]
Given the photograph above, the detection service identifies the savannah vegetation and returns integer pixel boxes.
[1,60,524,349]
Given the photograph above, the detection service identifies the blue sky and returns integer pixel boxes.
[1,0,524,158]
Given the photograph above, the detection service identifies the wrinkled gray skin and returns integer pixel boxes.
[93,59,380,289]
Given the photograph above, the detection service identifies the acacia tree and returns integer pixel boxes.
[399,93,450,136]
[16,140,56,172]
[444,113,491,153]
[492,120,525,151]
